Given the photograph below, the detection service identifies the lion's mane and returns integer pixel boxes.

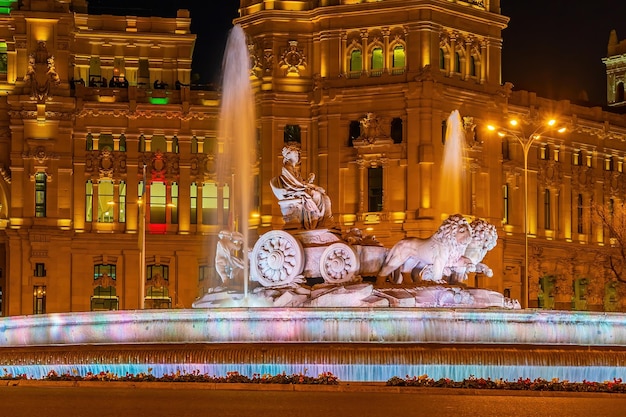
[378,214,472,283]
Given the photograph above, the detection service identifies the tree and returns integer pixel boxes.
[592,201,626,283]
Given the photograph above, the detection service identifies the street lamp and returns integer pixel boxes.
[488,117,566,308]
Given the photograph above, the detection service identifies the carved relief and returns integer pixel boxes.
[85,150,127,177]
[279,40,306,76]
[352,113,393,146]
[538,159,563,189]
[571,165,595,194]
[24,41,61,101]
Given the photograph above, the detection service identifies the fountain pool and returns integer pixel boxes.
[1,308,625,382]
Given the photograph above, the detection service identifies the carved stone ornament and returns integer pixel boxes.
[352,113,393,146]
[24,41,61,102]
[279,40,306,76]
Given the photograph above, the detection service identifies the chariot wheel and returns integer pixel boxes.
[251,230,304,287]
[319,243,360,284]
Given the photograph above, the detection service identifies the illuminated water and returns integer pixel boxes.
[441,110,467,215]
[1,309,625,382]
[217,24,256,294]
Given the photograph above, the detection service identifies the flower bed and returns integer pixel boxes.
[1,369,339,385]
[387,374,626,393]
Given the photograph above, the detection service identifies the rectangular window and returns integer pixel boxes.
[202,182,218,225]
[89,56,101,80]
[171,182,179,224]
[35,172,46,217]
[502,138,510,160]
[392,45,405,69]
[190,183,197,224]
[34,263,46,277]
[367,167,383,212]
[86,180,93,222]
[150,181,166,224]
[284,125,301,143]
[119,181,126,223]
[98,134,114,151]
[198,265,211,282]
[94,264,116,280]
[203,137,216,155]
[91,285,118,311]
[544,189,551,230]
[113,57,125,81]
[350,50,362,73]
[98,179,114,223]
[577,194,584,234]
[223,184,230,227]
[33,286,46,314]
[503,184,509,224]
[0,41,7,74]
[573,150,582,166]
[138,59,149,87]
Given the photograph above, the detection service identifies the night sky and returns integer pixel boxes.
[87,0,626,106]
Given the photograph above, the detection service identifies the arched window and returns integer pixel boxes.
[469,55,477,77]
[392,45,405,73]
[454,52,461,73]
[371,47,383,76]
[350,49,362,76]
[439,48,445,70]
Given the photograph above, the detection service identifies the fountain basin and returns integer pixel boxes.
[1,308,625,382]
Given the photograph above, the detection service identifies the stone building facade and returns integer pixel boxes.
[2,0,626,316]
[237,0,626,310]
[0,0,223,315]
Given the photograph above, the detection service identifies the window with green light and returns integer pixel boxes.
[0,1,17,15]
[0,42,7,73]
[350,50,362,72]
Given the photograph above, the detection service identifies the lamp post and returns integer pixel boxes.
[488,118,566,308]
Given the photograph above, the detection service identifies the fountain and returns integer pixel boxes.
[1,26,626,384]
[441,109,467,215]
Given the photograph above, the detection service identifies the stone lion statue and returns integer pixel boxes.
[448,218,498,284]
[376,214,473,285]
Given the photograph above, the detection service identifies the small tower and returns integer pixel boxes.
[603,29,626,107]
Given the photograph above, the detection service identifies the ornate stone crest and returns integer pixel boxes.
[279,40,306,76]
